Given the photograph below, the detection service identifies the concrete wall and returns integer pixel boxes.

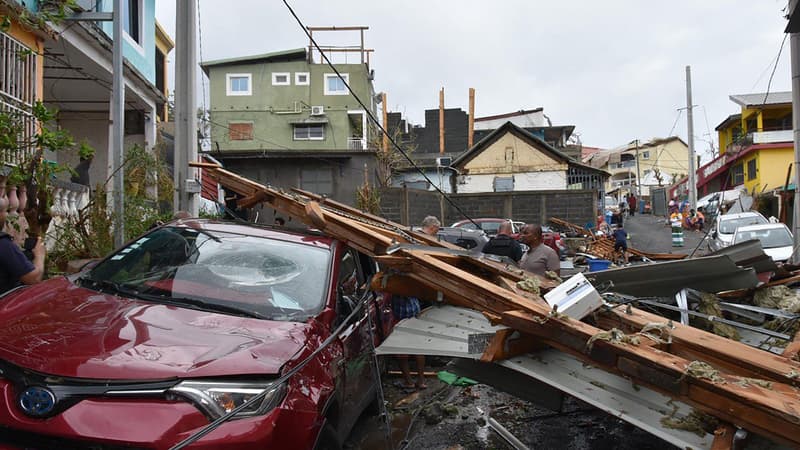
[220,153,378,223]
[99,0,157,84]
[380,187,596,228]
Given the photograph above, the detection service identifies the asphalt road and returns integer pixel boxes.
[622,212,709,256]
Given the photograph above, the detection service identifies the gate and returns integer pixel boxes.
[650,187,667,216]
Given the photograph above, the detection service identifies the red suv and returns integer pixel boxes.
[0,220,393,449]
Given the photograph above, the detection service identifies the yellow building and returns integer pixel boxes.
[154,21,174,122]
[703,92,793,196]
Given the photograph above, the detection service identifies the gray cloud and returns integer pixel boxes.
[157,0,792,155]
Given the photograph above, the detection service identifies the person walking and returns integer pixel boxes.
[612,224,629,264]
[627,193,637,217]
[519,224,560,276]
[482,221,523,263]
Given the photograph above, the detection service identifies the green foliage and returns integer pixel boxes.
[48,145,175,272]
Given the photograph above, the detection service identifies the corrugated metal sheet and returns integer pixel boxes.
[377,305,712,449]
[585,255,760,297]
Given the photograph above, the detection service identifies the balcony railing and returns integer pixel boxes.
[0,30,38,166]
[609,160,636,170]
[751,129,792,144]
[347,137,368,151]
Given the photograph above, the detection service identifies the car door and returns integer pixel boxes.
[333,246,376,434]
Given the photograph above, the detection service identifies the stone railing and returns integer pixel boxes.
[44,179,91,248]
[0,171,90,248]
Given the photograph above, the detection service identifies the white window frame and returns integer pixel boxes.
[641,150,650,159]
[324,73,349,96]
[121,0,145,55]
[271,72,290,86]
[293,124,325,141]
[226,73,252,96]
[295,72,310,86]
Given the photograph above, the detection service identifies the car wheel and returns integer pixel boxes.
[314,424,342,450]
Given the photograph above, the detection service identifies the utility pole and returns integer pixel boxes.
[685,65,697,211]
[789,0,800,262]
[111,0,125,248]
[439,87,445,154]
[174,0,199,216]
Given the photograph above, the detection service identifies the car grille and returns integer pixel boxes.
[0,427,150,450]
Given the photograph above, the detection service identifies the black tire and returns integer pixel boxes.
[314,424,342,450]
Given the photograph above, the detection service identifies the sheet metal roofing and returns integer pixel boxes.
[729,91,792,107]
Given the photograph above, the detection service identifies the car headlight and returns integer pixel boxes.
[168,381,286,420]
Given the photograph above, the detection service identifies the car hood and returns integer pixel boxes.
[764,246,793,263]
[0,278,312,380]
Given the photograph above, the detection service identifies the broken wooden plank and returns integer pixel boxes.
[710,423,736,450]
[599,307,800,385]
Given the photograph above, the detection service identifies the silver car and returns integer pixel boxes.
[708,211,768,251]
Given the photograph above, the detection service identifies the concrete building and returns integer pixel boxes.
[201,39,379,214]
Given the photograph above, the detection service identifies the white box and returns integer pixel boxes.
[543,272,602,320]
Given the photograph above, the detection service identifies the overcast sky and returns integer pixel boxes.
[156,1,792,160]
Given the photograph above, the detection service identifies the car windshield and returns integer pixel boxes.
[83,227,331,321]
[734,227,793,249]
[480,222,501,235]
[719,215,768,234]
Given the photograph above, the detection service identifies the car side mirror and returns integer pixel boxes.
[712,231,718,239]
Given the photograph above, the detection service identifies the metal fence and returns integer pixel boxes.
[0,30,38,165]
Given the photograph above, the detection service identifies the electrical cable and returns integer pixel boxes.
[281,0,478,228]
[763,33,788,106]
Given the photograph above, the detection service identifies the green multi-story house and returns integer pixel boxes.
[202,47,379,216]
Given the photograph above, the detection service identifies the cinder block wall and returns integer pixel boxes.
[379,188,595,228]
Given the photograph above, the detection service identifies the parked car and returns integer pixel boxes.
[451,218,523,236]
[0,220,393,449]
[732,223,795,262]
[436,226,490,252]
[708,211,769,251]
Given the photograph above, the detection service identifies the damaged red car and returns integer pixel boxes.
[0,220,393,449]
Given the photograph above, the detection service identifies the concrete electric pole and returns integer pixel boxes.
[789,0,800,262]
[111,0,125,248]
[174,0,200,216]
[685,66,697,211]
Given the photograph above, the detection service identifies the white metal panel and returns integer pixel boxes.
[377,305,712,450]
[458,172,566,193]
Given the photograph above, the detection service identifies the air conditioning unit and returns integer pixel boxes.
[436,156,452,167]
[310,105,325,116]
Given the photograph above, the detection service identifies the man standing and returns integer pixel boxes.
[519,224,560,276]
[482,221,523,263]
[628,193,637,217]
[0,208,46,295]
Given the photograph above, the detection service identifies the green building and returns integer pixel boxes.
[201,47,379,217]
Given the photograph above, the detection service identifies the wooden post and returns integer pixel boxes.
[468,87,475,148]
[402,185,409,226]
[382,92,389,154]
[439,87,445,155]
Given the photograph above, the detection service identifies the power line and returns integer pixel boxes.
[281,0,477,227]
[763,33,788,105]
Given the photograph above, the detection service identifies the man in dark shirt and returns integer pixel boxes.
[0,208,46,295]
[481,221,523,263]
[612,225,629,265]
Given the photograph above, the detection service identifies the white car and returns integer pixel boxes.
[732,223,795,262]
[709,211,768,251]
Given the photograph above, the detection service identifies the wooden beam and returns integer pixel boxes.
[468,87,475,148]
[439,87,445,154]
[710,423,736,450]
